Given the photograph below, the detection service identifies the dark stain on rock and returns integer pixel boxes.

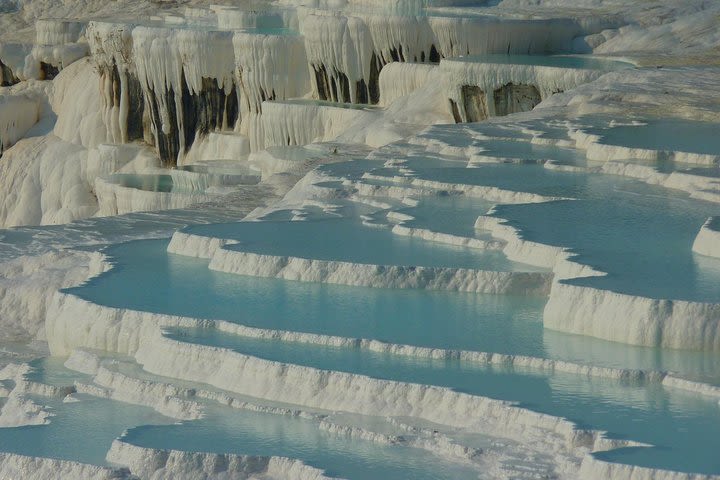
[0,59,19,86]
[449,99,462,123]
[461,85,488,122]
[39,62,59,80]
[493,83,541,116]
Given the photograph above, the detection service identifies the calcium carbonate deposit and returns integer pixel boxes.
[0,0,719,479]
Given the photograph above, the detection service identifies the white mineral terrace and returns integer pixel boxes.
[0,0,719,479]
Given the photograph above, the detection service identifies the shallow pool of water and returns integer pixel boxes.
[333,159,720,302]
[70,239,546,355]
[182,211,528,271]
[122,403,481,480]
[493,191,720,302]
[1,359,481,479]
[0,359,172,466]
[166,327,720,475]
[68,239,720,380]
[397,195,497,238]
[584,118,720,157]
[472,139,586,164]
[448,54,635,70]
[111,174,175,193]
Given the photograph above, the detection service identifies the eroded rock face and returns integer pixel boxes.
[313,63,351,103]
[312,64,329,101]
[181,76,239,153]
[145,84,180,167]
[311,48,434,106]
[100,64,146,143]
[39,62,59,81]
[449,99,462,123]
[368,53,381,104]
[492,83,541,116]
[461,85,488,122]
[0,60,19,86]
[125,73,145,143]
[312,59,381,105]
[450,83,543,123]
[143,74,240,167]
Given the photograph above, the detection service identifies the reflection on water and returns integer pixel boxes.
[166,327,720,475]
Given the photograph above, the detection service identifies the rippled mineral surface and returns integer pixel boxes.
[0,0,719,479]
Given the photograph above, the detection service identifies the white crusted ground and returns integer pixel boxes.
[0,0,719,479]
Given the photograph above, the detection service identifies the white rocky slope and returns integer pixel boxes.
[0,1,718,479]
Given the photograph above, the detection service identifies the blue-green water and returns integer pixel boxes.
[398,195,496,238]
[584,118,720,156]
[68,238,720,381]
[0,395,169,465]
[12,123,720,476]
[111,174,175,193]
[0,359,172,466]
[122,404,480,480]
[352,158,596,198]
[0,360,480,479]
[472,139,586,164]
[69,239,546,356]
[164,327,720,475]
[182,213,528,271]
[330,160,720,302]
[448,54,635,70]
[492,192,720,302]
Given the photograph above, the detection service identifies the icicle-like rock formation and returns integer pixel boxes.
[132,26,237,166]
[299,9,587,105]
[428,16,582,58]
[73,6,621,162]
[378,62,436,106]
[0,19,88,84]
[233,31,310,149]
[26,19,88,80]
[86,22,145,146]
[34,19,85,46]
[256,100,376,150]
[300,11,385,105]
[441,57,610,122]
[86,21,310,164]
[87,22,240,166]
[233,32,309,116]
